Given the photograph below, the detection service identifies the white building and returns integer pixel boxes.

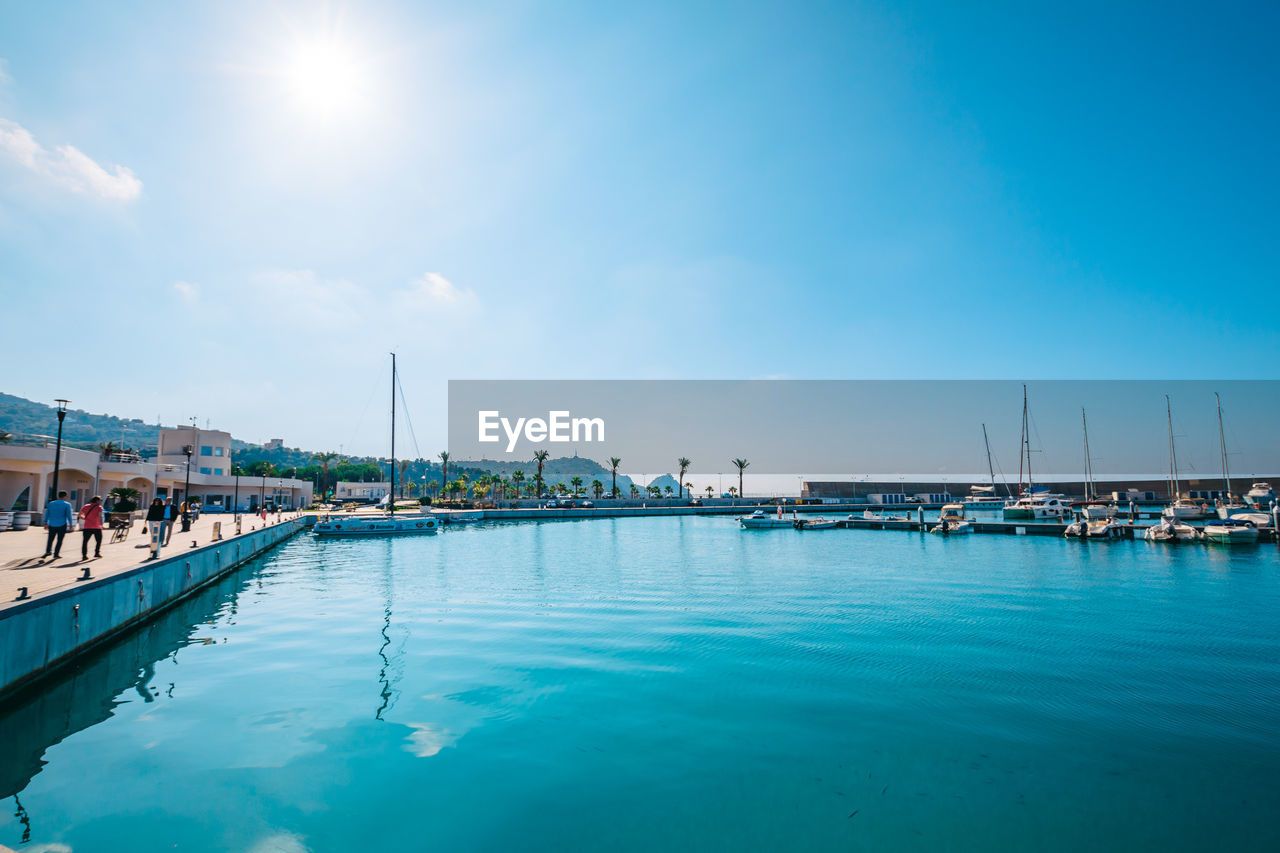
[334,481,390,501]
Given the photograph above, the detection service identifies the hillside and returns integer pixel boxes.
[0,392,160,453]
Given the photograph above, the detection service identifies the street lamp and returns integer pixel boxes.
[50,399,69,505]
[182,443,194,531]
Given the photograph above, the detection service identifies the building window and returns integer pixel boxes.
[200,467,211,475]
[200,445,213,456]
[214,447,224,456]
[214,468,224,476]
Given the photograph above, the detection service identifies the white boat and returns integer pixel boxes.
[1202,520,1260,545]
[794,516,839,530]
[855,510,909,522]
[1066,518,1123,539]
[314,514,440,536]
[1080,503,1116,520]
[961,487,1004,511]
[1162,500,1210,521]
[1216,510,1271,529]
[1003,493,1071,520]
[1245,482,1276,509]
[315,354,438,539]
[1143,519,1202,542]
[1212,394,1248,520]
[740,508,794,529]
[930,503,973,535]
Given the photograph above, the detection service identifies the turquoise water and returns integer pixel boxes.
[3,517,1279,851]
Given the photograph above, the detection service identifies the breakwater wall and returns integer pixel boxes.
[0,517,306,703]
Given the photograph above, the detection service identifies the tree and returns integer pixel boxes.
[629,483,640,498]
[398,459,410,499]
[108,486,140,512]
[97,441,121,460]
[512,470,526,497]
[705,485,713,498]
[533,449,550,496]
[728,486,738,498]
[570,476,583,496]
[608,456,622,498]
[685,482,694,498]
[732,458,749,501]
[312,451,340,500]
[592,479,604,499]
[677,457,691,499]
[438,451,450,496]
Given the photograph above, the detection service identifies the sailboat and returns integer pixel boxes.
[1003,386,1069,521]
[962,425,1006,510]
[1066,410,1120,538]
[1214,392,1249,520]
[1160,396,1209,522]
[314,354,440,537]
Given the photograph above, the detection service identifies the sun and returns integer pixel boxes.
[282,36,368,120]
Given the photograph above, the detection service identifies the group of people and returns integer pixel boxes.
[145,496,196,549]
[42,491,106,561]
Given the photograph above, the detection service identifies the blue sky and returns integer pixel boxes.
[1,1,1276,456]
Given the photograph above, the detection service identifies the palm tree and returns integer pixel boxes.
[97,441,121,460]
[663,485,673,498]
[677,457,691,499]
[438,451,450,495]
[685,482,694,499]
[398,459,411,499]
[629,483,640,499]
[533,449,550,496]
[704,485,713,498]
[732,458,749,501]
[312,451,340,501]
[608,457,622,498]
[512,470,526,498]
[728,486,738,498]
[591,479,604,499]
[570,476,583,496]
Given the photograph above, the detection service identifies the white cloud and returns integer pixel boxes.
[0,117,142,201]
[415,272,463,303]
[173,280,200,301]
[400,271,478,314]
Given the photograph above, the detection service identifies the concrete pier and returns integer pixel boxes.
[0,514,306,702]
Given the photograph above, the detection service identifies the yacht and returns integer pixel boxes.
[1003,492,1071,520]
[794,516,839,530]
[1202,519,1260,545]
[740,508,794,529]
[1245,482,1276,509]
[1079,503,1116,520]
[1212,392,1248,520]
[1163,500,1210,521]
[961,486,1004,511]
[1065,517,1122,539]
[1157,395,1210,523]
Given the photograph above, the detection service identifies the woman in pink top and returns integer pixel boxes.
[79,495,105,560]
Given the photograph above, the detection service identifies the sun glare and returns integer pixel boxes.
[283,36,367,120]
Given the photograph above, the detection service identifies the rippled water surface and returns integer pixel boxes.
[3,517,1279,851]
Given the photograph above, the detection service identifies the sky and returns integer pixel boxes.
[1,1,1277,459]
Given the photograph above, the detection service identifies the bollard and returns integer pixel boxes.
[16,586,28,600]
[212,521,222,541]
[148,521,162,560]
[80,566,92,581]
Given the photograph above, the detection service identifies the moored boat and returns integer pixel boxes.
[740,508,794,529]
[1143,518,1202,542]
[1003,493,1071,520]
[930,503,973,535]
[1202,520,1260,545]
[1244,482,1276,509]
[314,514,440,536]
[794,516,839,530]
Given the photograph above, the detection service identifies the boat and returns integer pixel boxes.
[854,510,909,522]
[1079,503,1116,520]
[1065,517,1123,539]
[1210,392,1249,520]
[930,503,973,535]
[1003,492,1071,520]
[1202,520,1260,545]
[1244,482,1276,509]
[962,425,1008,510]
[1158,395,1210,522]
[315,354,439,538]
[794,516,839,530]
[1002,387,1069,520]
[740,508,794,529]
[1068,410,1117,524]
[1143,518,1202,542]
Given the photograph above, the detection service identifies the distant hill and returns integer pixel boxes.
[646,473,681,494]
[0,393,161,454]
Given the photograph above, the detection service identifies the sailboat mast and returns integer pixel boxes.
[390,352,397,516]
[1216,391,1231,498]
[982,423,999,496]
[1165,395,1178,500]
[1023,385,1033,493]
[1017,385,1027,496]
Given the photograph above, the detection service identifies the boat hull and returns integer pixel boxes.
[314,515,440,536]
[1204,525,1260,545]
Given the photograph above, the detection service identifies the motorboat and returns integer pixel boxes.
[1002,493,1071,520]
[930,503,973,535]
[1244,483,1276,509]
[855,510,909,521]
[314,513,440,536]
[1079,503,1116,520]
[740,508,794,529]
[1202,520,1260,545]
[1143,519,1202,542]
[794,517,839,530]
[1216,500,1250,520]
[1162,500,1211,521]
[1065,518,1123,539]
[1215,510,1271,529]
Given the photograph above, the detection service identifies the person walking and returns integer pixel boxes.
[163,497,179,545]
[79,495,105,559]
[43,490,74,559]
[146,497,167,557]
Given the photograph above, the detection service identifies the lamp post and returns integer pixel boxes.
[182,443,193,532]
[50,399,69,506]
[233,468,240,521]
